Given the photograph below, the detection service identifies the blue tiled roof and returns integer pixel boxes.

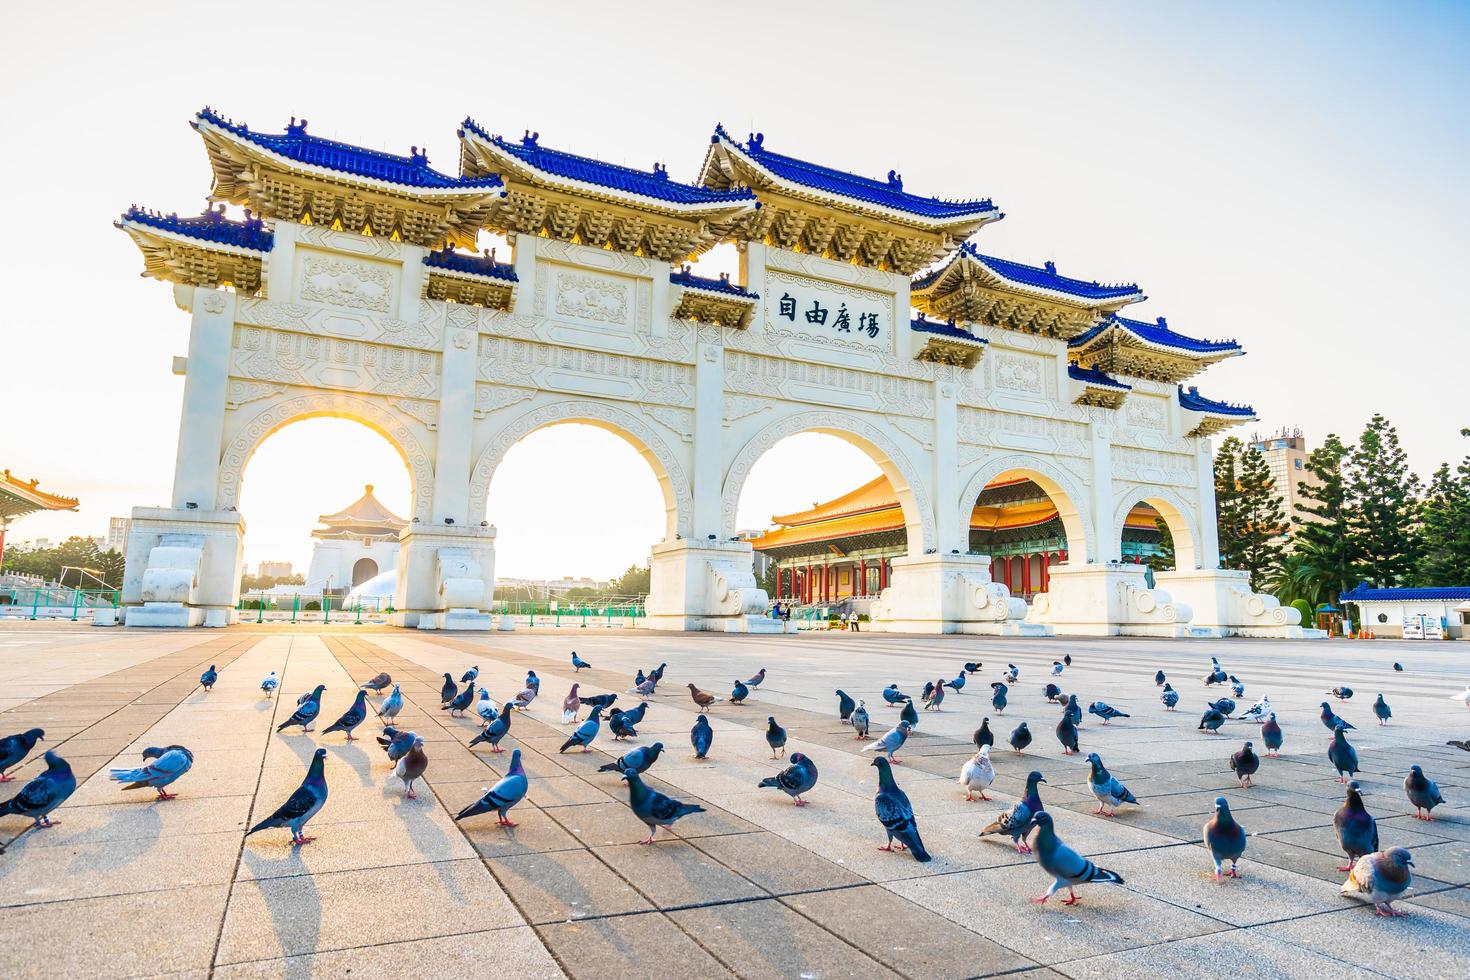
[1178,386,1253,416]
[1071,314,1241,355]
[914,244,1141,300]
[670,267,758,299]
[462,119,754,207]
[119,205,274,251]
[423,247,518,282]
[911,314,986,342]
[1341,583,1470,602]
[196,108,503,190]
[1068,363,1132,390]
[715,125,998,221]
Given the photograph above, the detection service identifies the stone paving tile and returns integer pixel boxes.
[668,897,900,978]
[535,911,733,977]
[593,839,767,908]
[238,811,476,879]
[0,794,251,845]
[0,828,242,904]
[1050,929,1385,979]
[688,830,869,895]
[212,925,564,979]
[484,847,655,924]
[1252,905,1470,978]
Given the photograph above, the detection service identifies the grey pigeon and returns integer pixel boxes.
[1085,752,1138,816]
[1043,682,1063,702]
[1210,697,1237,717]
[475,689,499,727]
[1373,694,1392,725]
[559,712,601,754]
[199,665,217,691]
[378,727,416,762]
[973,717,994,750]
[1030,811,1124,904]
[1261,713,1284,755]
[1334,780,1379,872]
[1404,765,1446,820]
[1051,660,1064,676]
[899,698,920,730]
[377,684,403,724]
[360,672,392,693]
[108,745,194,800]
[980,770,1046,853]
[440,673,458,705]
[0,728,44,781]
[247,748,327,844]
[510,684,538,709]
[730,679,749,704]
[850,700,870,740]
[1230,675,1245,697]
[1203,796,1247,881]
[836,689,856,721]
[0,751,75,828]
[746,668,766,688]
[1320,701,1354,731]
[759,752,818,805]
[1341,847,1414,916]
[455,748,528,826]
[765,716,787,759]
[469,706,513,753]
[1063,695,1082,726]
[1154,669,1167,686]
[881,684,909,706]
[598,742,665,775]
[862,721,912,763]
[622,768,703,843]
[964,661,983,675]
[1161,684,1179,710]
[1329,686,1353,700]
[277,685,326,733]
[525,670,540,691]
[926,679,946,711]
[1088,701,1129,725]
[394,735,428,799]
[444,682,476,718]
[1005,663,1018,682]
[1328,727,1359,782]
[1009,721,1032,753]
[990,681,1008,714]
[871,756,930,861]
[1230,741,1260,788]
[1237,695,1272,722]
[571,651,591,671]
[1198,706,1226,735]
[322,690,369,740]
[260,672,279,697]
[461,666,479,683]
[1056,713,1079,755]
[945,673,966,692]
[690,715,713,759]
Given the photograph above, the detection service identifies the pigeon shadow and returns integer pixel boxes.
[388,787,467,899]
[323,742,373,788]
[241,848,320,980]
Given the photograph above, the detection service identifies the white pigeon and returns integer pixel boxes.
[958,745,996,801]
[1451,685,1470,708]
[475,689,499,727]
[1237,695,1273,723]
[260,672,278,697]
[1051,661,1065,676]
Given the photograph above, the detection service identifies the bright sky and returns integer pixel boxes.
[5,2,1468,579]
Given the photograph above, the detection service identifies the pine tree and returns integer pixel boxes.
[1213,436,1246,569]
[1147,517,1176,572]
[1292,433,1357,603]
[1347,414,1422,588]
[1418,428,1470,584]
[1234,444,1287,589]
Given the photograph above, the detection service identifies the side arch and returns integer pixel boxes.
[217,392,435,521]
[467,399,692,541]
[721,410,935,553]
[957,454,1095,563]
[1112,483,1200,570]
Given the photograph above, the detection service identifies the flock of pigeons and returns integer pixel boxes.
[1,649,1465,913]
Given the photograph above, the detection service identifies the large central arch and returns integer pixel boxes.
[957,454,1094,564]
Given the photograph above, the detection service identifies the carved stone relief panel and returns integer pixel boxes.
[295,249,396,313]
[232,327,439,399]
[238,297,441,351]
[477,336,693,407]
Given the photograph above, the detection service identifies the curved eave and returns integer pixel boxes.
[0,479,79,516]
[677,283,758,305]
[913,254,1145,311]
[118,218,272,261]
[1072,325,1243,363]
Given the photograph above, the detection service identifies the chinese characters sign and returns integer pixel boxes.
[764,271,889,351]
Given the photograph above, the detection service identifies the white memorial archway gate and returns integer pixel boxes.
[115,109,1303,636]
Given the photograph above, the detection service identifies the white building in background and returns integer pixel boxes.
[302,485,406,595]
[108,517,132,555]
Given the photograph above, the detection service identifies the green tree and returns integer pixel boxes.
[1347,414,1421,587]
[1418,428,1470,585]
[1147,517,1176,572]
[1213,436,1246,569]
[611,564,650,596]
[94,549,126,588]
[1233,444,1287,589]
[1292,433,1357,603]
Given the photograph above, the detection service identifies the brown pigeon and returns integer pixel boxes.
[687,684,723,713]
[562,683,581,724]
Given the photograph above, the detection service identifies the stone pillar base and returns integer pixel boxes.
[393,525,495,630]
[643,539,770,632]
[1156,568,1317,638]
[125,602,205,628]
[870,553,1028,634]
[122,507,244,629]
[1028,564,1192,637]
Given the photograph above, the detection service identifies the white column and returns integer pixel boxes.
[932,379,963,553]
[431,295,475,526]
[263,221,298,300]
[692,340,725,540]
[1089,422,1119,562]
[1196,435,1221,568]
[397,241,428,321]
[170,287,236,510]
[510,233,540,317]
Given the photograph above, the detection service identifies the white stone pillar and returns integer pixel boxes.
[1195,435,1221,568]
[397,241,428,321]
[263,221,297,299]
[510,233,539,317]
[932,379,964,553]
[431,287,475,526]
[692,342,726,541]
[1089,421,1118,562]
[169,286,236,510]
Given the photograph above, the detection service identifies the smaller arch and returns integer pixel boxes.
[351,557,379,588]
[1112,484,1200,570]
[958,454,1094,563]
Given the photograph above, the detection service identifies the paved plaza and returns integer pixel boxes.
[1,624,1468,978]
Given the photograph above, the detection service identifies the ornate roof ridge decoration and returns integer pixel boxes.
[670,265,758,328]
[911,243,1145,337]
[700,126,1001,274]
[116,203,273,293]
[458,120,756,262]
[0,468,79,521]
[1069,313,1243,383]
[423,246,518,310]
[1068,362,1131,409]
[911,313,988,368]
[193,108,507,249]
[1178,385,1255,436]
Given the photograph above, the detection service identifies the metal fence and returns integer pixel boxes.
[236,592,393,625]
[0,587,120,620]
[491,597,645,628]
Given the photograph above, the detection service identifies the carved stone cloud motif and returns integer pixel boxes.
[299,254,393,313]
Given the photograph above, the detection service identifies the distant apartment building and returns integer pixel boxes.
[258,560,293,579]
[107,517,132,555]
[1245,428,1323,528]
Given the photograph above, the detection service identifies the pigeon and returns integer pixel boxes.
[0,728,45,781]
[687,683,723,713]
[1005,664,1019,682]
[321,690,369,740]
[562,683,581,724]
[360,672,392,693]
[1334,780,1379,871]
[1404,765,1446,820]
[1198,706,1226,735]
[443,682,476,718]
[1088,702,1129,725]
[1237,696,1272,723]
[277,685,326,733]
[525,671,541,692]
[1030,812,1125,904]
[746,668,766,688]
[377,684,403,724]
[1043,682,1063,702]
[1056,714,1079,755]
[108,745,195,800]
[974,717,994,750]
[862,721,912,763]
[1154,670,1167,686]
[1050,660,1064,676]
[559,713,601,753]
[926,680,946,711]
[850,700,871,740]
[1373,694,1392,726]
[730,679,750,704]
[1063,654,1072,667]
[394,735,428,799]
[510,684,538,709]
[378,727,416,763]
[959,745,996,801]
[1204,669,1228,686]
[1261,713,1284,755]
[260,672,279,697]
[760,751,819,806]
[1328,728,1359,782]
[582,692,618,713]
[1063,695,1082,727]
[571,651,591,672]
[629,677,657,699]
[455,749,528,827]
[199,665,218,692]
[247,748,327,844]
[1231,740,1261,788]
[945,673,967,692]
[649,662,667,684]
[882,684,910,706]
[612,701,647,729]
[921,681,937,703]
[462,666,479,684]
[899,699,920,730]
[765,716,787,759]
[1204,796,1247,882]
[980,770,1046,853]
[440,673,458,705]
[1328,686,1353,701]
[475,689,499,727]
[0,750,75,829]
[871,756,930,861]
[1009,721,1033,753]
[964,661,983,675]
[470,706,513,752]
[990,681,1008,714]
[1210,697,1237,717]
[634,668,647,688]
[1161,684,1179,711]
[1320,702,1354,731]
[608,708,641,740]
[1229,675,1245,698]
[836,690,856,722]
[598,742,665,775]
[1452,684,1470,708]
[1085,752,1138,816]
[1393,662,1403,672]
[622,768,703,844]
[1341,847,1414,916]
[690,715,713,759]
